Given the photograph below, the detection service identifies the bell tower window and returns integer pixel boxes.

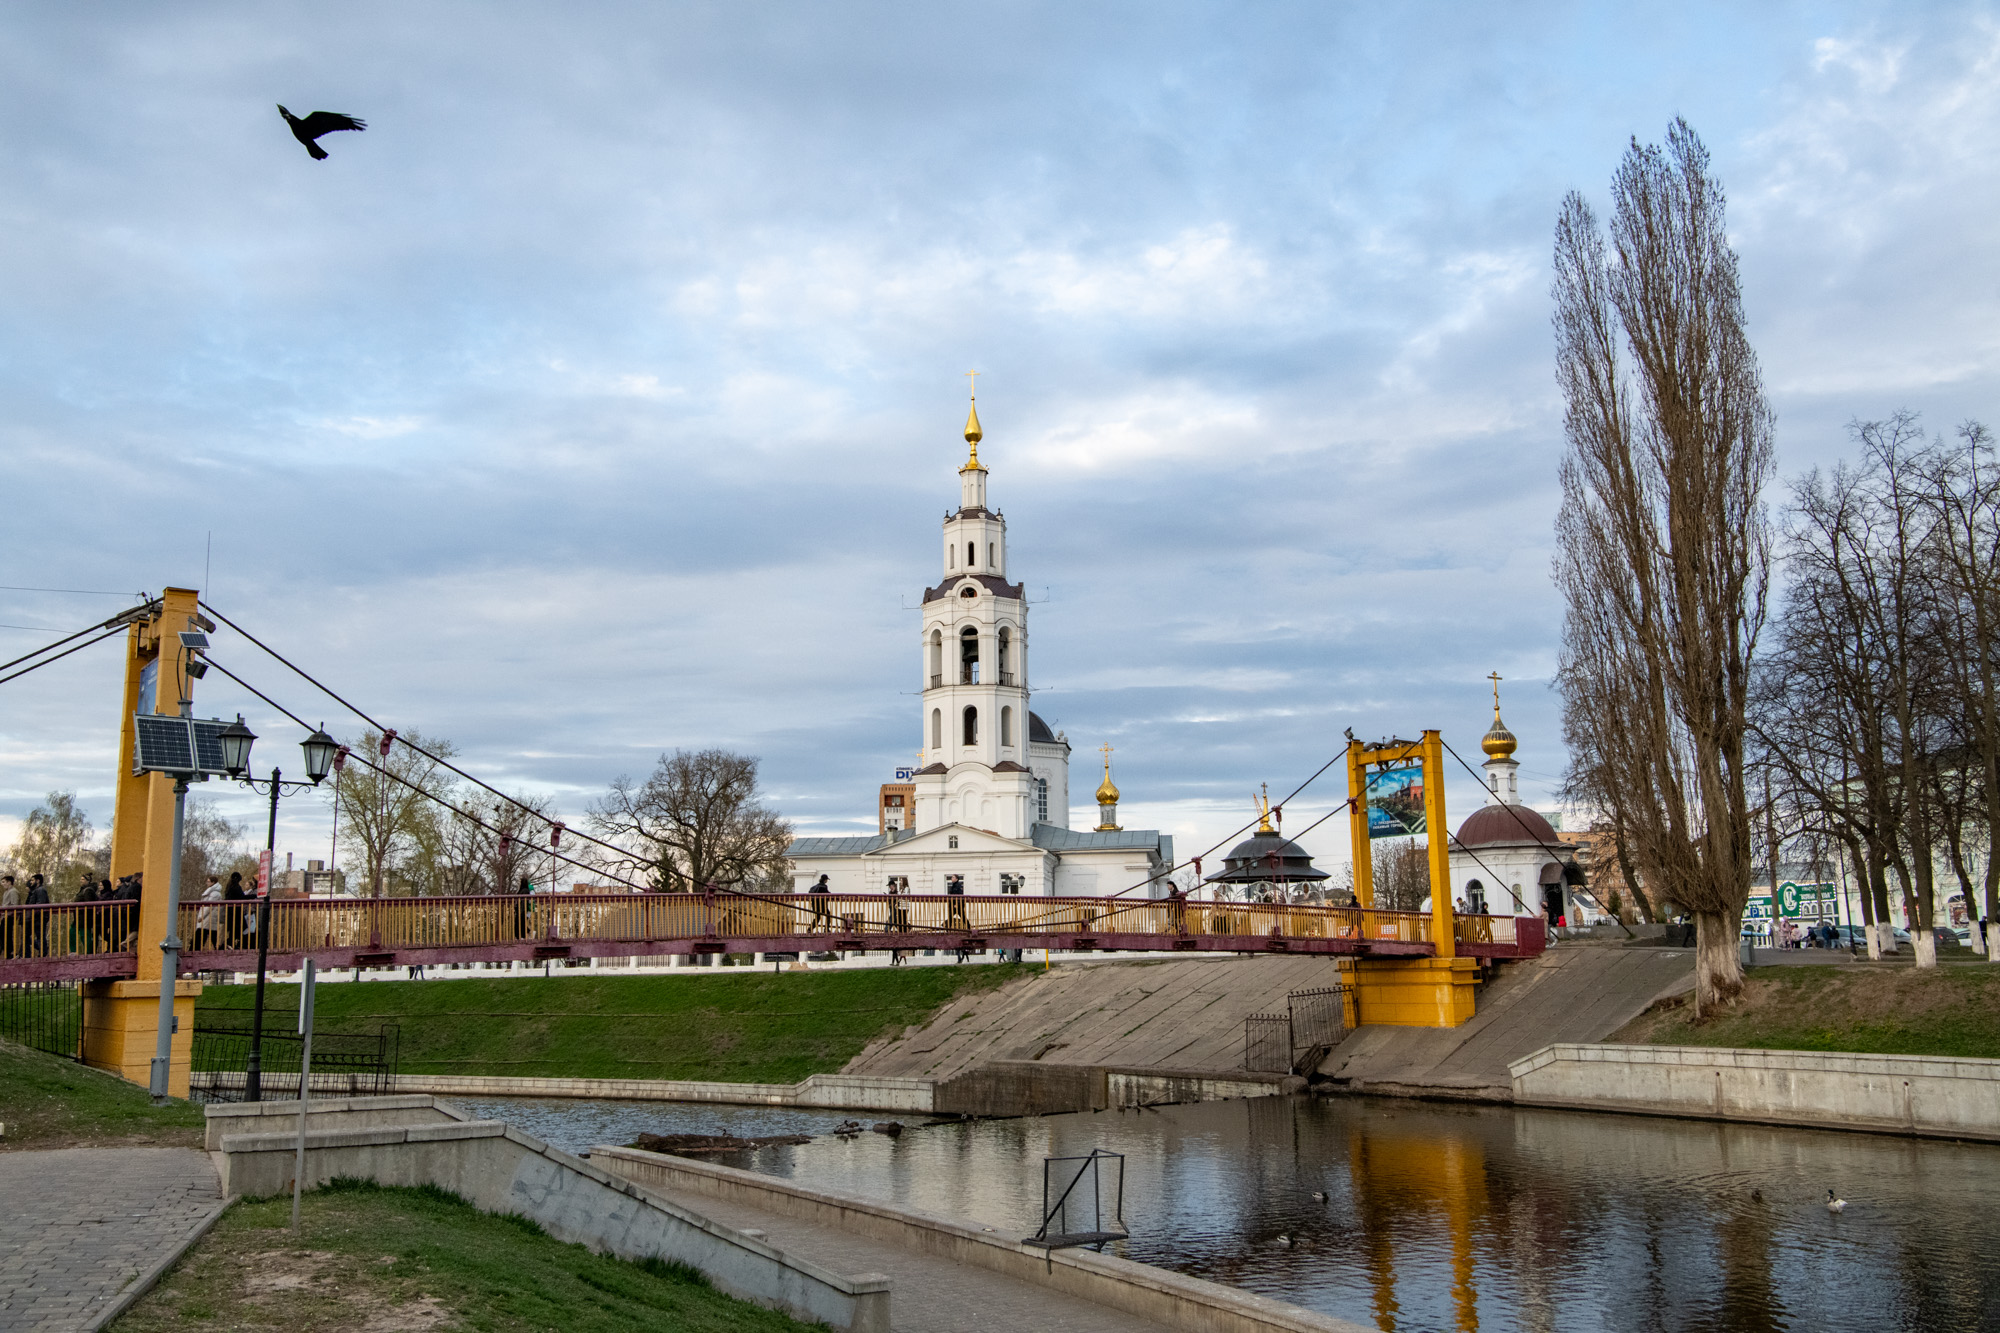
[960,627,979,683]
[997,627,1011,685]
[931,708,941,750]
[929,629,942,687]
[1001,706,1013,747]
[968,541,976,567]
[962,705,978,745]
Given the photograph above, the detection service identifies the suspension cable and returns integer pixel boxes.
[0,626,130,687]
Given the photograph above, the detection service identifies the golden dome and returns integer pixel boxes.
[1482,710,1517,759]
[961,400,985,471]
[1095,771,1120,805]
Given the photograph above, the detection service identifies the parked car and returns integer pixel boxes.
[1831,923,1911,948]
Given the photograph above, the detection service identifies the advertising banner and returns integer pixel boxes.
[257,847,272,896]
[1366,766,1426,838]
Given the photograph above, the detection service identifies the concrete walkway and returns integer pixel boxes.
[0,1147,222,1333]
[633,1175,1172,1332]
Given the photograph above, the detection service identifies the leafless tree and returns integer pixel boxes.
[178,797,247,894]
[1552,118,1775,1011]
[7,791,96,897]
[588,749,792,892]
[328,728,456,897]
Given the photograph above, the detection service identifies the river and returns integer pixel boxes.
[453,1092,2000,1332]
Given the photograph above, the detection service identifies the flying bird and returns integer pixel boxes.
[277,105,366,160]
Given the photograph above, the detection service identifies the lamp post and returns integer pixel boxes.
[218,717,338,1101]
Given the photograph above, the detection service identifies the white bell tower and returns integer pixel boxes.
[912,383,1038,837]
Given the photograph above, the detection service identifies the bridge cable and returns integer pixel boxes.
[0,626,131,688]
[201,600,656,867]
[1439,737,1613,921]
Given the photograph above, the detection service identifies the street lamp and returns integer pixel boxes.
[233,722,340,1102]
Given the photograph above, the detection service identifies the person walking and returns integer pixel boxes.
[1,875,17,957]
[222,871,248,948]
[514,876,534,941]
[195,876,222,951]
[23,873,50,956]
[808,874,833,934]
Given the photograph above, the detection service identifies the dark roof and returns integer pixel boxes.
[1030,826,1170,862]
[993,760,1029,772]
[788,835,889,857]
[1028,712,1056,744]
[1203,831,1331,884]
[922,574,1026,604]
[1456,803,1567,850]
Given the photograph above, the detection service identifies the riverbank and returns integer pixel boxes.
[195,963,1027,1083]
[0,1036,202,1150]
[112,1178,821,1333]
[1608,963,2000,1058]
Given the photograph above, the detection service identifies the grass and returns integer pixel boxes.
[0,1036,204,1150]
[195,963,1026,1083]
[113,1178,821,1333]
[1609,963,2000,1058]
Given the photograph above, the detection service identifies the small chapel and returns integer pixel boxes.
[787,396,1176,897]
[1445,683,1584,926]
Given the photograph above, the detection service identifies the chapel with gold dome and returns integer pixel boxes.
[1444,677,1581,925]
[786,390,1176,898]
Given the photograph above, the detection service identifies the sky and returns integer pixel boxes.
[2,1,1997,878]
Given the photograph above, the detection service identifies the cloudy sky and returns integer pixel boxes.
[2,2,1996,877]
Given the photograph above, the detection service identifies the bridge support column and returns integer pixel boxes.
[1350,957,1477,1028]
[81,979,202,1098]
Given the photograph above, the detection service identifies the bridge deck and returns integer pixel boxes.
[0,893,1545,985]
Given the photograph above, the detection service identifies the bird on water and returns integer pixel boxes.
[277,106,365,159]
[1826,1190,1847,1213]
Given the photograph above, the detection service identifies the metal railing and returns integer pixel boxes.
[190,1016,399,1104]
[1244,1013,1293,1073]
[0,981,83,1059]
[0,895,1537,968]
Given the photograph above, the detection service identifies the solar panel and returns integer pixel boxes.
[190,718,230,774]
[133,714,194,774]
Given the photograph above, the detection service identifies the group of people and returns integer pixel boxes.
[0,869,145,954]
[1771,918,1843,949]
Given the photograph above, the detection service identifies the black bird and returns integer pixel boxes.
[277,105,365,160]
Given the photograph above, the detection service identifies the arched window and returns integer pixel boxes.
[989,542,996,569]
[929,629,942,686]
[997,627,1010,684]
[1036,777,1049,823]
[1001,706,1013,747]
[967,541,976,567]
[949,543,955,568]
[931,708,941,750]
[962,705,978,745]
[960,626,979,683]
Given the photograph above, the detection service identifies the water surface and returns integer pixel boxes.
[467,1092,2000,1332]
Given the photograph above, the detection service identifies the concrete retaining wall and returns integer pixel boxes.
[213,1113,889,1331]
[593,1146,1372,1333]
[1510,1043,2000,1141]
[203,1093,465,1151]
[387,1071,940,1112]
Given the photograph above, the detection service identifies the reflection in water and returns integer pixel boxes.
[471,1092,2000,1333]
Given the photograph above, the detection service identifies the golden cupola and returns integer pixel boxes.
[1094,744,1122,831]
[1481,673,1517,758]
[961,399,984,471]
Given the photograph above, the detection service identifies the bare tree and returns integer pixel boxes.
[329,728,456,897]
[179,797,247,893]
[1552,118,1775,1011]
[588,749,792,892]
[8,791,95,898]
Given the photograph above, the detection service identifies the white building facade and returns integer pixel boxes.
[788,402,1172,898]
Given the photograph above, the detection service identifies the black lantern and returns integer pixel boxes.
[217,715,257,776]
[301,725,339,785]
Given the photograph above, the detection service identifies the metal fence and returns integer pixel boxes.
[1243,1013,1293,1073]
[0,981,83,1060]
[189,1017,399,1104]
[1289,985,1348,1053]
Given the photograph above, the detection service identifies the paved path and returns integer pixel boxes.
[639,1179,1171,1332]
[0,1148,221,1333]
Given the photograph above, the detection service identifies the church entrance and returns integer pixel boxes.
[1542,884,1564,929]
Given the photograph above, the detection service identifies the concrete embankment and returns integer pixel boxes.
[209,1094,1369,1333]
[593,1144,1373,1333]
[1316,944,1696,1099]
[213,1096,891,1331]
[1511,1043,2000,1142]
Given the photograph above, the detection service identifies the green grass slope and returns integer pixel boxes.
[0,1037,204,1149]
[114,1179,819,1332]
[196,963,1025,1083]
[1609,963,2000,1058]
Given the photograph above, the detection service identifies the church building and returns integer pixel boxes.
[788,399,1175,897]
[1446,687,1584,925]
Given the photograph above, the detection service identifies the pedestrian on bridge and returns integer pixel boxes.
[514,877,534,940]
[808,874,833,933]
[1,875,17,958]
